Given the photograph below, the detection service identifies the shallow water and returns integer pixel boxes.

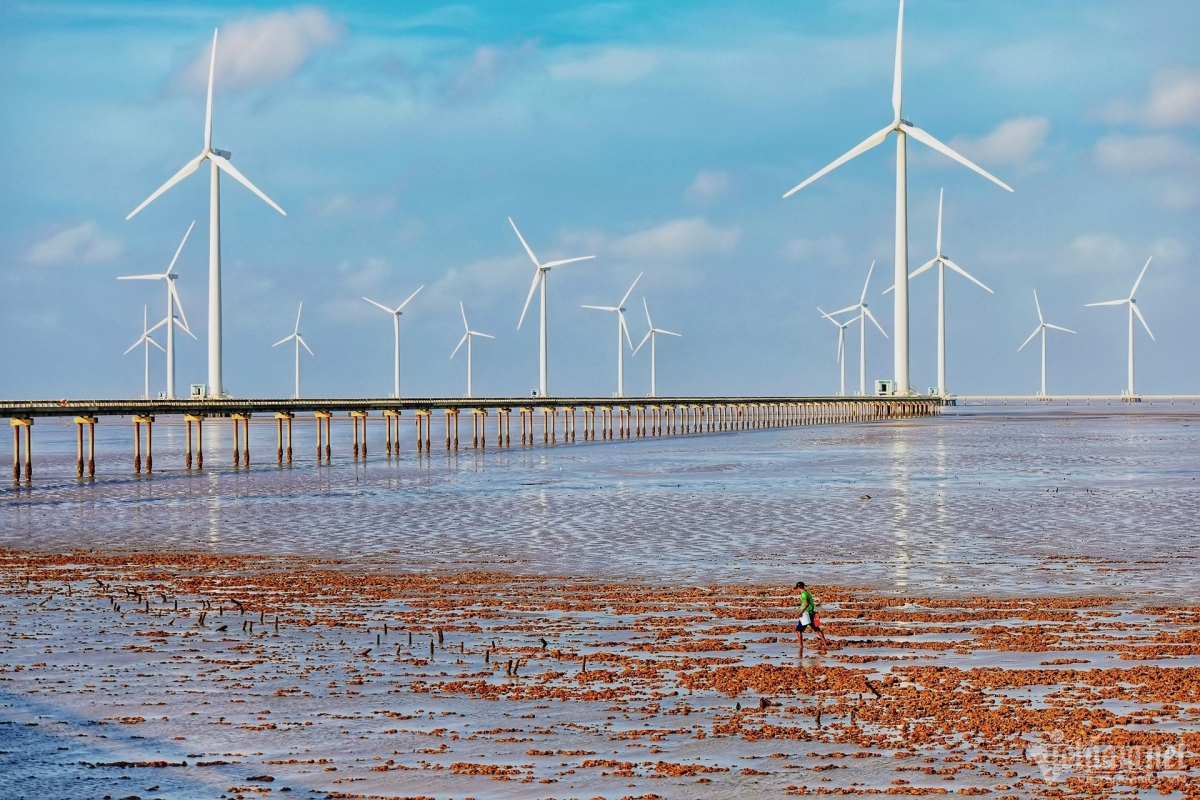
[3,409,1200,600]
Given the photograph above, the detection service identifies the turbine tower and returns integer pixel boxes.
[118,220,197,398]
[1086,257,1154,397]
[632,298,681,398]
[819,307,857,397]
[451,302,494,398]
[782,0,1012,396]
[272,302,313,399]
[583,273,642,398]
[905,189,993,397]
[364,286,424,398]
[1018,290,1075,397]
[127,29,286,399]
[828,261,888,396]
[512,217,596,398]
[124,306,164,400]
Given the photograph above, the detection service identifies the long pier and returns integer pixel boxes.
[1,395,942,482]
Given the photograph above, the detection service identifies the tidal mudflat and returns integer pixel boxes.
[2,410,1199,798]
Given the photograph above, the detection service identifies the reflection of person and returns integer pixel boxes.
[793,581,827,656]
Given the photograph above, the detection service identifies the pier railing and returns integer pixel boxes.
[3,395,942,482]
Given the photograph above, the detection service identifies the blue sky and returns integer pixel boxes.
[2,0,1199,399]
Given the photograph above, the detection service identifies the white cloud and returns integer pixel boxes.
[308,192,396,217]
[1069,233,1130,272]
[448,41,537,99]
[26,222,122,266]
[610,218,741,263]
[1103,69,1200,129]
[337,256,391,292]
[549,48,659,84]
[684,170,732,205]
[782,236,848,264]
[950,116,1050,166]
[1094,133,1200,174]
[177,7,342,92]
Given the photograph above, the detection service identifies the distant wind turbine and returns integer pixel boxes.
[1018,291,1074,397]
[818,307,857,397]
[512,217,596,397]
[829,261,888,396]
[124,305,165,400]
[886,190,992,397]
[583,273,643,398]
[632,298,681,398]
[451,302,494,398]
[127,29,286,399]
[118,220,198,399]
[272,302,313,399]
[1086,257,1154,397]
[364,286,424,398]
[782,0,1012,396]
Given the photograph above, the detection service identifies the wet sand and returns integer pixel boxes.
[2,550,1198,799]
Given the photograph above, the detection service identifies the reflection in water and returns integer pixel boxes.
[891,424,911,589]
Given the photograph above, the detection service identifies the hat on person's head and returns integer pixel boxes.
[794,581,805,589]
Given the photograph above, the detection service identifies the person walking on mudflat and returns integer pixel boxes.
[793,581,827,656]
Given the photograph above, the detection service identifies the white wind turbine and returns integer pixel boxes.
[272,302,313,399]
[1018,291,1075,397]
[818,307,858,397]
[1086,257,1154,397]
[127,29,286,399]
[632,298,681,398]
[512,217,596,398]
[583,273,643,398]
[886,189,992,397]
[118,220,198,399]
[828,261,888,396]
[782,0,1012,396]
[124,306,165,400]
[364,286,424,398]
[451,302,494,398]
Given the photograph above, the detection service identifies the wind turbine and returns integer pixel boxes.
[1018,290,1075,397]
[1086,257,1154,397]
[124,306,165,400]
[272,302,313,399]
[118,220,198,398]
[451,302,494,398]
[583,273,642,398]
[888,189,993,397]
[512,217,596,397]
[782,0,1012,396]
[364,286,424,398]
[632,298,681,398]
[126,29,286,399]
[829,261,888,396]
[818,307,858,397]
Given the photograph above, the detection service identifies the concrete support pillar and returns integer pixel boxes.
[315,411,331,461]
[275,412,293,464]
[232,413,250,467]
[75,417,97,477]
[134,418,143,473]
[12,418,32,483]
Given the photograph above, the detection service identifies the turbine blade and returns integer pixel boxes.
[508,217,540,267]
[621,312,633,350]
[450,332,468,359]
[1129,256,1152,298]
[460,300,469,332]
[294,302,303,334]
[900,123,1014,193]
[942,257,993,293]
[837,330,844,363]
[123,338,143,356]
[882,283,895,295]
[643,297,653,329]
[126,152,205,220]
[474,332,495,339]
[783,124,894,198]
[204,29,217,151]
[582,305,618,311]
[633,329,651,355]
[1045,323,1075,334]
[829,303,859,317]
[165,219,195,277]
[542,255,596,269]
[174,316,198,339]
[892,0,905,123]
[1085,299,1126,307]
[909,257,938,280]
[1034,289,1043,324]
[272,334,294,348]
[168,280,191,333]
[863,307,889,338]
[936,188,944,257]
[1017,326,1041,352]
[298,335,314,356]
[148,336,165,352]
[860,260,876,305]
[396,284,424,312]
[146,317,168,336]
[117,274,162,281]
[211,153,286,215]
[517,269,541,329]
[658,329,681,337]
[363,296,393,313]
[619,272,643,309]
[1132,303,1155,340]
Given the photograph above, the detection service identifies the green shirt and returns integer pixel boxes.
[798,589,815,615]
